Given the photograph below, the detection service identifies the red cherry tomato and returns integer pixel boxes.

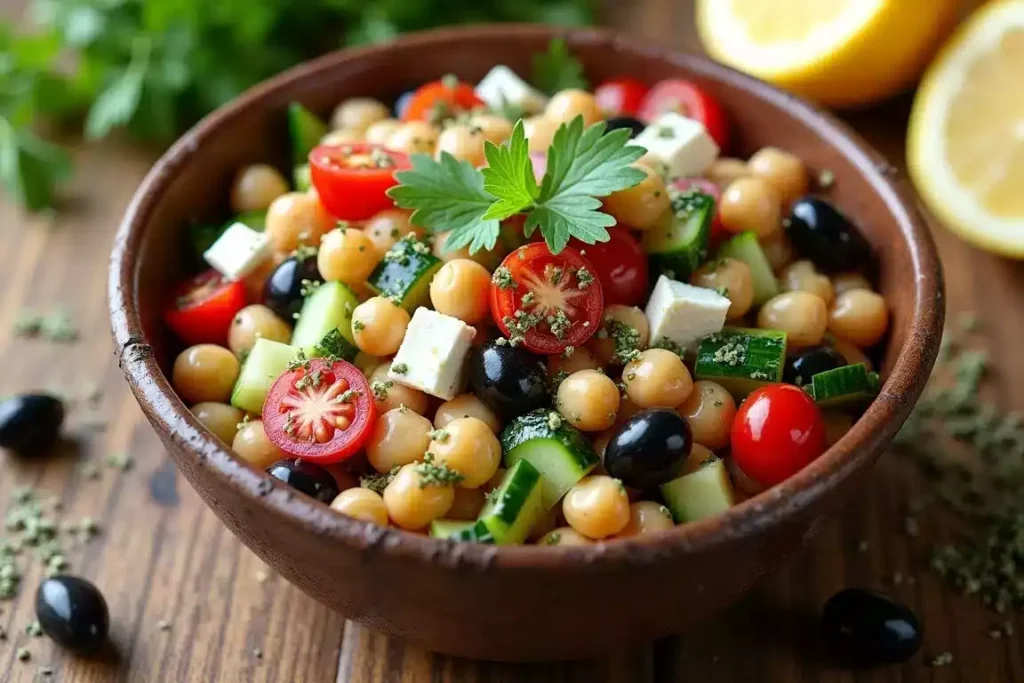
[489,243,604,355]
[567,228,648,307]
[164,269,247,346]
[309,143,410,221]
[731,384,827,487]
[401,78,484,123]
[263,358,376,463]
[639,79,730,151]
[673,178,727,244]
[594,78,649,118]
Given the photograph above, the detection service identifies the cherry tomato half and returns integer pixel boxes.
[164,269,247,346]
[401,78,484,123]
[594,78,649,118]
[263,358,376,463]
[567,228,648,307]
[730,384,826,487]
[673,178,727,244]
[639,79,730,151]
[489,243,604,355]
[309,143,411,221]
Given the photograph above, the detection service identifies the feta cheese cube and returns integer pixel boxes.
[645,275,730,350]
[388,308,475,400]
[630,112,719,179]
[474,65,549,115]
[203,222,271,281]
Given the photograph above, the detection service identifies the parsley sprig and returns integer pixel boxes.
[388,117,645,255]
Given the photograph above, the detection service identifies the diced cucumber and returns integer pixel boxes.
[293,163,312,192]
[290,281,360,355]
[310,328,358,362]
[367,235,442,311]
[660,457,735,524]
[809,363,880,408]
[642,189,714,281]
[429,519,474,538]
[694,327,787,398]
[500,409,599,510]
[476,459,545,545]
[235,210,267,232]
[452,520,497,543]
[288,103,327,166]
[230,339,298,413]
[718,231,779,305]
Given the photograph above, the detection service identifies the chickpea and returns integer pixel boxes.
[232,419,284,469]
[321,128,363,146]
[832,272,873,297]
[677,381,736,450]
[366,408,432,474]
[435,124,487,166]
[428,417,501,489]
[265,191,335,254]
[747,147,808,208]
[432,231,504,270]
[228,305,291,358]
[382,463,455,530]
[539,527,591,546]
[562,475,630,539]
[364,209,421,254]
[623,349,693,409]
[192,402,245,445]
[706,157,749,189]
[690,258,754,320]
[603,164,671,231]
[324,465,359,493]
[434,394,500,434]
[469,113,514,145]
[331,97,389,132]
[351,297,410,357]
[761,231,796,273]
[230,164,289,213]
[523,116,560,154]
[429,259,491,324]
[781,260,835,305]
[556,370,621,432]
[545,89,602,126]
[548,346,600,379]
[828,335,874,372]
[318,227,379,286]
[828,289,889,348]
[354,351,384,378]
[368,364,429,415]
[824,412,854,447]
[447,487,486,521]
[330,488,388,526]
[719,177,782,238]
[682,443,716,475]
[588,305,650,366]
[617,501,675,537]
[387,121,440,155]
[364,118,402,145]
[172,345,239,404]
[758,291,828,348]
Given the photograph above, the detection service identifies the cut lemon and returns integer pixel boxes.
[696,0,959,107]
[908,1,1024,257]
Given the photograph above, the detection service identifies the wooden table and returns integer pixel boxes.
[1,1,1019,681]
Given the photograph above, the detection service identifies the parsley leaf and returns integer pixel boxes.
[531,37,588,95]
[0,118,71,211]
[84,37,151,140]
[481,120,538,221]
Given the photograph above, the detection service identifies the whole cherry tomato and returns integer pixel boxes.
[401,78,484,123]
[567,228,648,307]
[639,79,730,151]
[164,269,246,346]
[594,78,649,118]
[309,143,410,221]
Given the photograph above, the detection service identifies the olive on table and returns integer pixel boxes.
[263,254,322,322]
[266,459,340,503]
[36,575,109,655]
[0,394,65,454]
[784,345,847,386]
[605,116,646,138]
[787,197,872,273]
[822,588,923,667]
[467,341,548,419]
[604,409,693,490]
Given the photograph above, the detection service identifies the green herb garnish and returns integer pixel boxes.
[531,37,588,95]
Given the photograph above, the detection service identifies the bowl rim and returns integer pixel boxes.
[109,23,944,572]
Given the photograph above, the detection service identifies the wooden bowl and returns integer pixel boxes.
[109,24,943,661]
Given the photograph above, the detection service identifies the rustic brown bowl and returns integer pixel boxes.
[109,24,943,661]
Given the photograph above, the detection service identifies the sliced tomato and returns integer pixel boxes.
[489,243,604,355]
[594,78,649,118]
[562,228,648,307]
[263,358,376,463]
[164,269,247,346]
[309,143,411,221]
[401,78,484,123]
[638,79,730,151]
[673,178,727,244]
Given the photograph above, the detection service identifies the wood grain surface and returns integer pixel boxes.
[0,0,1016,681]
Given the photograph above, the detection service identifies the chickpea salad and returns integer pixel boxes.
[166,42,889,546]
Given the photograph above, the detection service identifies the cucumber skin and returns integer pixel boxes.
[452,520,496,544]
[367,238,443,311]
[643,191,713,282]
[810,363,880,408]
[309,328,358,363]
[718,232,780,305]
[694,327,787,398]
[477,459,544,545]
[288,103,327,166]
[660,458,735,524]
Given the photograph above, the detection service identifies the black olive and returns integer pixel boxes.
[263,255,322,322]
[266,459,339,503]
[36,575,109,655]
[604,409,692,489]
[822,588,922,667]
[605,116,646,139]
[467,341,548,419]
[783,345,846,386]
[787,197,873,273]
[0,394,65,454]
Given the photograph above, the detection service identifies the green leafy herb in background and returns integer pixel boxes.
[531,36,589,94]
[0,0,595,212]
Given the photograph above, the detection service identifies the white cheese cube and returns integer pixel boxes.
[630,112,719,179]
[388,308,475,400]
[203,222,271,281]
[475,65,549,115]
[645,275,730,350]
